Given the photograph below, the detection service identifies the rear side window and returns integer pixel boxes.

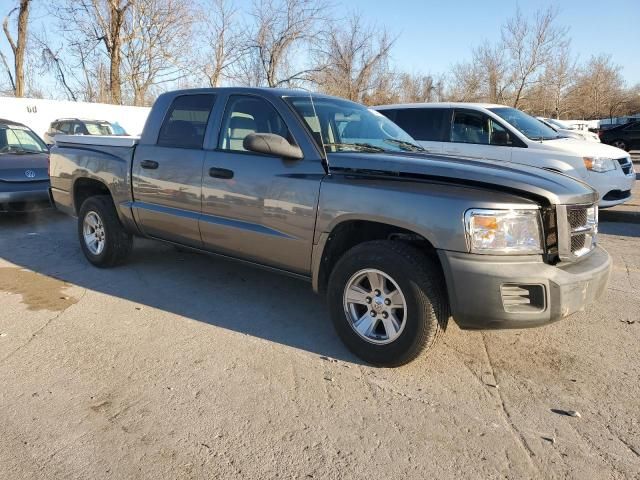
[393,108,449,141]
[219,95,289,152]
[158,94,216,149]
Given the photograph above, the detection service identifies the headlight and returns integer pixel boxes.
[583,156,616,172]
[464,209,542,254]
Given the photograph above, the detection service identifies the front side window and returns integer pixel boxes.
[219,95,289,152]
[286,96,423,153]
[451,110,514,146]
[158,94,216,149]
[394,108,449,142]
[624,121,640,132]
[0,126,48,153]
[490,107,560,141]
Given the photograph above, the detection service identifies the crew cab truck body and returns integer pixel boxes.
[49,88,611,366]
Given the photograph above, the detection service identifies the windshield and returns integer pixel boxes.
[85,122,115,135]
[110,122,128,135]
[0,125,48,154]
[545,118,572,130]
[286,96,423,153]
[490,107,561,141]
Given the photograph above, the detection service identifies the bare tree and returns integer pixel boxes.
[198,0,246,87]
[54,0,133,104]
[502,6,568,108]
[2,0,31,97]
[122,0,193,105]
[570,54,627,119]
[312,14,394,104]
[248,0,325,87]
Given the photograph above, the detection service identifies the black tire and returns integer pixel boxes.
[611,139,628,151]
[78,195,133,268]
[327,240,449,367]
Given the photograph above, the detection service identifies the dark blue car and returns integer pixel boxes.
[0,119,51,213]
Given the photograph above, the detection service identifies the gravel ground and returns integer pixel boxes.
[0,179,639,479]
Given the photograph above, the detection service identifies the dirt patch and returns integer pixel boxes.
[0,267,78,312]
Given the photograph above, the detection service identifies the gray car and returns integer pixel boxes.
[49,88,611,366]
[0,119,51,213]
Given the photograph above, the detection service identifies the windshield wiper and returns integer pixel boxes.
[383,138,425,152]
[0,147,33,154]
[324,142,386,153]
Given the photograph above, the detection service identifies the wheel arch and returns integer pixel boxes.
[312,219,442,294]
[72,177,112,215]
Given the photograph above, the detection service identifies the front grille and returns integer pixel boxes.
[566,205,597,257]
[568,209,587,230]
[616,157,632,175]
[571,234,586,252]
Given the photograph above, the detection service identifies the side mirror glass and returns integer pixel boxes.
[243,133,303,160]
[491,130,510,146]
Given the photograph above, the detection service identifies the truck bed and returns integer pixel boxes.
[54,135,140,148]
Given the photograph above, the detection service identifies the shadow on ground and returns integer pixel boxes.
[0,211,363,364]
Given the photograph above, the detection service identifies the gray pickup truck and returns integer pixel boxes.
[50,88,611,366]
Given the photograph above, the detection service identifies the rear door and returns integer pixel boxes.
[444,108,513,162]
[623,122,640,149]
[199,94,324,274]
[389,107,450,153]
[131,93,217,247]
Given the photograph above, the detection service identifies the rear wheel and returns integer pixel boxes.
[327,240,449,366]
[612,139,628,151]
[78,195,133,267]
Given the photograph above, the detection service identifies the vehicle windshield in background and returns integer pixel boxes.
[110,123,128,135]
[84,122,115,135]
[545,118,572,130]
[490,107,561,141]
[286,96,424,153]
[0,126,48,154]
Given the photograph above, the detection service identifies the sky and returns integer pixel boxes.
[345,0,640,84]
[1,0,638,94]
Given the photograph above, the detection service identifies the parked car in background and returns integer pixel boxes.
[374,103,635,208]
[49,88,611,366]
[44,118,129,145]
[537,117,600,143]
[598,120,640,151]
[0,118,51,213]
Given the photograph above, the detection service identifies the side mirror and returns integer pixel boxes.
[243,133,303,160]
[491,130,510,146]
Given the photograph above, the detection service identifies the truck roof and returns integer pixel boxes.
[372,102,509,110]
[156,87,341,101]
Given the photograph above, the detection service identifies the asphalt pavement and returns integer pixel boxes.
[0,178,639,479]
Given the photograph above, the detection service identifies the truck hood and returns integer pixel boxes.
[540,137,626,157]
[0,152,49,183]
[327,152,597,206]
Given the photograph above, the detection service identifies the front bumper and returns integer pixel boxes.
[438,246,611,329]
[587,168,635,208]
[0,181,52,212]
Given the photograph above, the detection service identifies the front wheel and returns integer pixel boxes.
[327,241,449,366]
[611,139,628,151]
[78,195,133,268]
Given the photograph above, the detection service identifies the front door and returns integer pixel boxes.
[131,94,216,246]
[200,94,324,274]
[443,109,513,162]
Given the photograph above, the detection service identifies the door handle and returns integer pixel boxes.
[140,160,159,169]
[209,167,234,179]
